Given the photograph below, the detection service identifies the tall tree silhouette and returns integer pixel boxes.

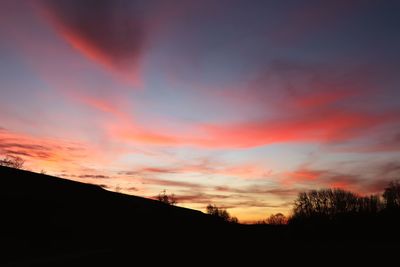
[383,180,400,210]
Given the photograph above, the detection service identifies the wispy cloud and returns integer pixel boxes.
[172,192,230,204]
[140,177,207,190]
[121,160,271,180]
[214,185,299,197]
[78,174,110,179]
[0,127,86,162]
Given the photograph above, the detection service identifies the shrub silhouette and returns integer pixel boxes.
[157,190,177,205]
[0,155,24,169]
[206,204,238,223]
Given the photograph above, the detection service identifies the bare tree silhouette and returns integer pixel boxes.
[206,204,238,223]
[266,213,287,225]
[383,180,400,210]
[157,190,177,205]
[0,155,24,169]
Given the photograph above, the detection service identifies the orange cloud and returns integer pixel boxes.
[0,127,88,173]
[115,129,180,146]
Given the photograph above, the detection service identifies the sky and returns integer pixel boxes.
[1,0,400,222]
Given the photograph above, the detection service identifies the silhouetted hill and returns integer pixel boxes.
[0,166,233,265]
[1,166,399,265]
[1,165,217,227]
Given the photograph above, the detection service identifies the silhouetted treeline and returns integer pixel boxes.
[291,181,400,221]
[291,189,380,221]
[288,180,400,241]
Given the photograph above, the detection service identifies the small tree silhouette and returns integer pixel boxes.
[206,204,238,223]
[266,213,287,225]
[157,190,177,205]
[0,155,24,169]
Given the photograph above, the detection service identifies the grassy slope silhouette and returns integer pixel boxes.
[1,166,399,264]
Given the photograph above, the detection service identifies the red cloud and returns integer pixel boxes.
[101,107,398,149]
[64,64,399,151]
[165,60,397,149]
[39,0,146,84]
[197,109,397,148]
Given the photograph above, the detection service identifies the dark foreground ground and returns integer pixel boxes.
[1,166,399,265]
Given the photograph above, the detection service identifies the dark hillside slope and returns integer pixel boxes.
[0,166,231,264]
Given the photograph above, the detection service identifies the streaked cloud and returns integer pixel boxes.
[78,174,110,179]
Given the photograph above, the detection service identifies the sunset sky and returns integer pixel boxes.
[1,0,399,222]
